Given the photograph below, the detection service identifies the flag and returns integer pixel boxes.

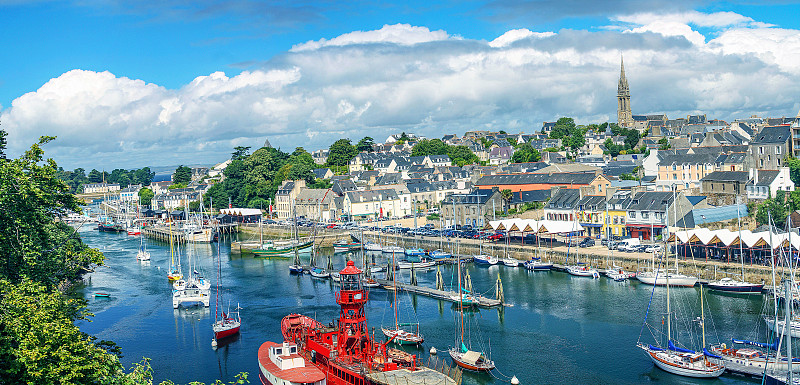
[380,207,383,217]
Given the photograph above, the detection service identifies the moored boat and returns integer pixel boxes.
[333,240,361,252]
[707,277,763,294]
[363,242,382,252]
[501,257,519,267]
[404,248,426,257]
[636,270,697,287]
[397,259,436,269]
[708,339,800,376]
[288,265,304,274]
[257,341,326,385]
[449,347,495,371]
[309,267,330,279]
[213,309,241,340]
[382,245,404,254]
[524,258,552,271]
[253,240,313,258]
[473,254,498,265]
[638,343,725,378]
[429,250,452,259]
[566,263,600,278]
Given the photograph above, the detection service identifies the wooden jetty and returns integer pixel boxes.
[374,278,502,308]
[143,226,187,243]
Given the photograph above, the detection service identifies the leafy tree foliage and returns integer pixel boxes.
[787,157,800,186]
[87,169,105,183]
[511,143,541,163]
[411,139,478,166]
[756,191,788,226]
[232,146,251,161]
[327,139,356,167]
[0,136,104,286]
[138,187,154,206]
[548,117,576,140]
[356,137,375,153]
[173,165,192,184]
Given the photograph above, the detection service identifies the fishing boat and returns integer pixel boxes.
[98,222,125,232]
[605,267,631,281]
[448,291,479,306]
[333,240,361,253]
[363,242,382,252]
[404,248,426,257]
[473,254,498,265]
[501,257,519,267]
[524,258,553,271]
[94,292,111,298]
[708,339,800,376]
[127,226,141,235]
[362,277,380,288]
[566,263,600,278]
[253,240,313,257]
[309,267,330,279]
[271,261,457,385]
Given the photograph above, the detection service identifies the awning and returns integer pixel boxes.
[580,223,603,227]
[461,351,481,365]
[626,224,665,228]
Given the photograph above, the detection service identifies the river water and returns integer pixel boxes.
[77,227,772,385]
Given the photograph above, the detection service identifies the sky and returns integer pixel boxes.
[2,0,800,170]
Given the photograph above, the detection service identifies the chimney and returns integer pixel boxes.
[749,168,753,180]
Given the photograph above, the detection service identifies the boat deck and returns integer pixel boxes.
[367,368,457,385]
[374,279,502,308]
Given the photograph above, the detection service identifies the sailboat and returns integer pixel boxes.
[212,239,240,340]
[449,257,495,370]
[637,263,725,377]
[708,200,763,294]
[381,253,423,345]
[167,220,183,282]
[637,191,697,287]
[136,234,150,262]
[764,280,800,385]
[564,216,599,278]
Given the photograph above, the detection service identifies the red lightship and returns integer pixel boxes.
[258,261,459,385]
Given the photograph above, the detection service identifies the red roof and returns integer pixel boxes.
[340,260,362,275]
[258,341,326,383]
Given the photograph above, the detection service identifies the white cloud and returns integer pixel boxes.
[3,19,800,169]
[615,11,760,28]
[291,24,451,52]
[489,29,555,48]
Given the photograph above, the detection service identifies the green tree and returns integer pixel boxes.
[203,183,229,209]
[446,145,479,166]
[658,137,671,150]
[327,139,356,167]
[173,165,192,184]
[138,187,154,206]
[232,146,251,161]
[756,197,787,226]
[549,117,576,139]
[624,129,641,149]
[500,189,513,213]
[88,169,103,183]
[356,137,375,153]
[412,139,449,156]
[511,143,541,163]
[133,167,155,186]
[787,157,800,186]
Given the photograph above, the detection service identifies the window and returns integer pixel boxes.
[672,165,677,171]
[641,211,649,219]
[629,211,636,218]
[760,146,764,154]
[673,173,677,180]
[760,159,764,167]
[777,146,782,154]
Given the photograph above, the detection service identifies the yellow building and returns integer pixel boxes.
[602,191,630,238]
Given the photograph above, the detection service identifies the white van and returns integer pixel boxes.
[616,238,641,252]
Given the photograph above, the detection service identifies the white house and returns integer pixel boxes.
[83,183,121,194]
[746,168,795,200]
[119,185,142,202]
[342,189,401,219]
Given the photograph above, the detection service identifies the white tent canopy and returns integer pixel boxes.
[485,219,583,234]
[220,208,263,216]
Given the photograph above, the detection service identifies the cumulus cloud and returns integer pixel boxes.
[3,15,800,168]
[291,24,452,52]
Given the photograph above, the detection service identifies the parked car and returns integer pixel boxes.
[578,238,595,247]
[487,232,505,241]
[644,244,663,253]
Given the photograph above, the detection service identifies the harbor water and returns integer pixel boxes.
[78,227,771,385]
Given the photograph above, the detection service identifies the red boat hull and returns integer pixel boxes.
[215,324,240,340]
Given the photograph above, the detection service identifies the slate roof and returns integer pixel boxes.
[751,170,780,186]
[312,168,332,179]
[751,126,790,144]
[545,189,580,210]
[475,188,551,204]
[700,171,750,182]
[686,196,707,206]
[476,172,597,186]
[442,189,497,205]
[375,173,403,186]
[332,180,358,195]
[346,189,399,203]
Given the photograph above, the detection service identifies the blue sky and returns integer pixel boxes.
[2,0,800,169]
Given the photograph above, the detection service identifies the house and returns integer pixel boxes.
[275,180,306,219]
[489,146,514,165]
[700,171,749,196]
[575,194,607,238]
[342,189,401,220]
[149,181,172,196]
[623,191,687,240]
[311,149,329,165]
[208,159,231,178]
[749,125,791,169]
[746,168,795,200]
[313,168,334,180]
[475,172,598,193]
[331,179,358,196]
[151,191,201,211]
[119,185,142,203]
[544,189,581,221]
[83,183,121,194]
[294,188,336,222]
[427,154,452,167]
[441,188,503,228]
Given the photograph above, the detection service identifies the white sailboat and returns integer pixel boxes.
[136,234,150,261]
[637,191,697,287]
[637,263,725,377]
[381,249,423,345]
[449,246,495,371]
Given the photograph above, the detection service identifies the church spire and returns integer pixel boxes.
[617,55,632,128]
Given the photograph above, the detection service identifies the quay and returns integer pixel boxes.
[141,223,237,244]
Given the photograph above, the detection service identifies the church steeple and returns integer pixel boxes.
[617,56,632,128]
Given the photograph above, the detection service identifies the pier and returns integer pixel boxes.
[374,278,503,308]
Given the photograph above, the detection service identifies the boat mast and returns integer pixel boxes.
[700,283,706,353]
[785,278,793,385]
[666,238,671,344]
[737,196,745,280]
[457,241,464,347]
[673,188,679,274]
[393,244,398,330]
